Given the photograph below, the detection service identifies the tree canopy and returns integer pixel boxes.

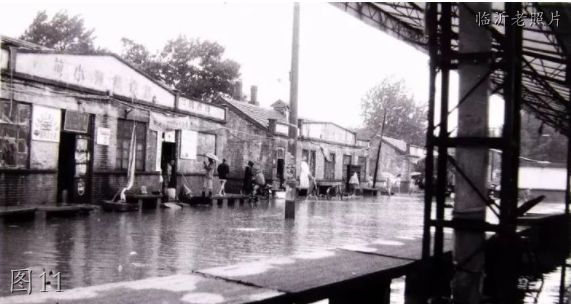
[20,10,96,53]
[121,36,241,101]
[19,11,241,100]
[360,78,427,146]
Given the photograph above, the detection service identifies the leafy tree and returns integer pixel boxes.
[20,10,96,53]
[360,78,427,145]
[120,38,162,81]
[120,36,241,101]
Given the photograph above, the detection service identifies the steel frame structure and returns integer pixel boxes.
[334,2,571,302]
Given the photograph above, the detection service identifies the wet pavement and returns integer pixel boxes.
[0,194,569,303]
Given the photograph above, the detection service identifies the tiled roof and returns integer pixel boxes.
[220,96,288,128]
[1,35,51,50]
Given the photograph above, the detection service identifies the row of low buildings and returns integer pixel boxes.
[3,36,563,207]
[1,36,425,207]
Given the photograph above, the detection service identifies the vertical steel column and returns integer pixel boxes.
[422,2,438,260]
[560,65,571,303]
[499,3,523,303]
[434,3,451,260]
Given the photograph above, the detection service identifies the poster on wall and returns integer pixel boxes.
[180,130,198,160]
[32,105,61,142]
[96,127,111,146]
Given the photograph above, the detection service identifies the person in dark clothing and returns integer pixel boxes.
[217,159,230,195]
[242,161,254,195]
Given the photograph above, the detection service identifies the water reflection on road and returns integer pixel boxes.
[0,195,568,303]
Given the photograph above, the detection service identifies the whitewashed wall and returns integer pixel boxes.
[519,166,566,190]
[16,53,175,107]
[302,123,355,146]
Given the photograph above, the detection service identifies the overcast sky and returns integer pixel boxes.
[0,0,503,130]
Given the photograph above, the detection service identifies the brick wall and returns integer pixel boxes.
[91,172,161,203]
[0,171,57,206]
[222,109,288,192]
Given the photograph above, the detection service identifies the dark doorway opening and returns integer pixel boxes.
[161,142,177,188]
[57,133,76,203]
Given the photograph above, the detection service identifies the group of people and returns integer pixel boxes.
[167,155,402,200]
[197,157,268,198]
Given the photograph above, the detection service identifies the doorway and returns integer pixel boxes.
[161,141,177,188]
[57,132,92,203]
[57,133,76,203]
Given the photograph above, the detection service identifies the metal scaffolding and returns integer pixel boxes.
[335,2,571,303]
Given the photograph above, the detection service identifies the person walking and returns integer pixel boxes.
[217,159,229,196]
[242,161,254,195]
[385,174,393,197]
[203,157,215,197]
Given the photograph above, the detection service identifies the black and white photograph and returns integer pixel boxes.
[0,1,571,303]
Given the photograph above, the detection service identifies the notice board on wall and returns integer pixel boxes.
[63,111,89,133]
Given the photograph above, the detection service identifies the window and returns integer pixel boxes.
[197,132,216,156]
[0,102,31,169]
[324,152,336,180]
[116,119,146,171]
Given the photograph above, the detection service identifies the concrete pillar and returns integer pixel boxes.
[285,199,295,219]
[452,3,491,304]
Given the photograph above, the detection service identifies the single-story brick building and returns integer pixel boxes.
[215,94,370,191]
[0,36,228,206]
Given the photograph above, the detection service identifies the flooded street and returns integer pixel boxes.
[1,195,569,303]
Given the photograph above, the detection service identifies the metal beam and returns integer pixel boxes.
[434,3,451,261]
[497,3,523,302]
[422,2,437,261]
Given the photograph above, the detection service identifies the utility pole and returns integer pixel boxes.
[372,111,387,188]
[285,2,300,219]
